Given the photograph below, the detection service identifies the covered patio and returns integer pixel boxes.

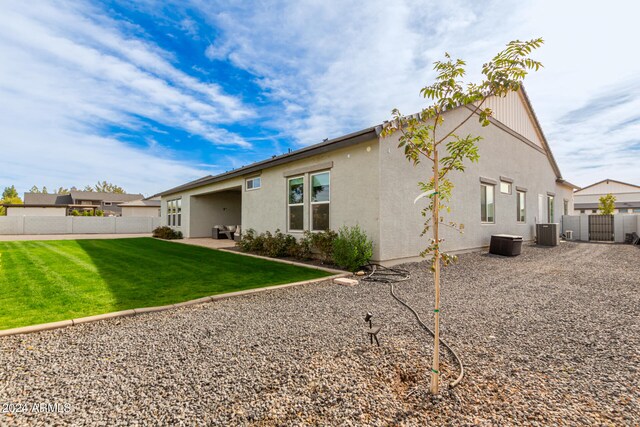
[188,187,242,238]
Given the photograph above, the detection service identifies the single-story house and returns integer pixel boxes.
[21,191,144,216]
[119,197,161,217]
[5,205,68,217]
[157,88,577,264]
[572,179,640,214]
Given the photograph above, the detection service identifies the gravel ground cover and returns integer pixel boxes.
[1,241,638,425]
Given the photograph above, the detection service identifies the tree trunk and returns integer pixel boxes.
[430,149,441,395]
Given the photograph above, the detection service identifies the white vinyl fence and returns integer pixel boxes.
[562,214,640,243]
[0,216,161,235]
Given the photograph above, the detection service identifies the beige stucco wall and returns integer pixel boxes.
[378,106,568,263]
[6,207,66,217]
[121,206,160,217]
[241,138,381,259]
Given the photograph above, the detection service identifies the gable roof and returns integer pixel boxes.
[157,126,378,197]
[574,178,640,194]
[24,193,73,205]
[23,192,144,205]
[70,191,144,202]
[157,86,571,197]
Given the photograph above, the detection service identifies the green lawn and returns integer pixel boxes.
[0,238,331,330]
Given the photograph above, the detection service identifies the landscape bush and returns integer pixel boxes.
[237,227,371,269]
[308,229,337,263]
[290,231,313,259]
[262,229,298,258]
[152,226,183,240]
[332,225,373,271]
[237,228,264,253]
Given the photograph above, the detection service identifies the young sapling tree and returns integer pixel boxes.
[598,193,616,215]
[381,38,544,394]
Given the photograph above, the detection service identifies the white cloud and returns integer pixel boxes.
[193,0,640,187]
[0,0,254,195]
[2,0,639,196]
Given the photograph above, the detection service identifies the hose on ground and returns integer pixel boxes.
[362,263,465,389]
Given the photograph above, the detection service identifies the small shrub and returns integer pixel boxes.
[290,232,313,259]
[238,228,265,253]
[95,210,104,217]
[152,226,183,240]
[308,229,337,263]
[333,225,373,271]
[70,210,80,216]
[262,229,297,258]
[237,228,254,252]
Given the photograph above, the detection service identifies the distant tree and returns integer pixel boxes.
[93,181,126,194]
[598,193,616,215]
[55,187,70,194]
[83,185,95,192]
[30,186,70,194]
[2,186,19,200]
[0,185,23,216]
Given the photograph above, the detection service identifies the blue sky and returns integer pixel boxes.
[1,0,639,196]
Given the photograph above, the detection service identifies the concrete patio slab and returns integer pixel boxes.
[176,237,237,249]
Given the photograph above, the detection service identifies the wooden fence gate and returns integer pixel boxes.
[588,215,614,241]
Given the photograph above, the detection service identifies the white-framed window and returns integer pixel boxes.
[310,171,330,231]
[287,176,304,231]
[500,181,512,194]
[547,195,554,222]
[245,176,261,191]
[580,210,585,214]
[517,190,526,223]
[481,184,495,223]
[104,202,112,206]
[563,199,569,216]
[167,198,182,227]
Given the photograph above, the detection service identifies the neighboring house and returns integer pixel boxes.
[5,205,67,217]
[572,179,640,214]
[157,88,577,264]
[119,197,161,217]
[19,191,144,216]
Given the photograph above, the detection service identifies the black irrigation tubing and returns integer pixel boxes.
[362,263,465,389]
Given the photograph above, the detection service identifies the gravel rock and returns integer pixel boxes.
[1,242,638,425]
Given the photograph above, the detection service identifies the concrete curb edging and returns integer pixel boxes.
[0,273,350,338]
[73,310,137,325]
